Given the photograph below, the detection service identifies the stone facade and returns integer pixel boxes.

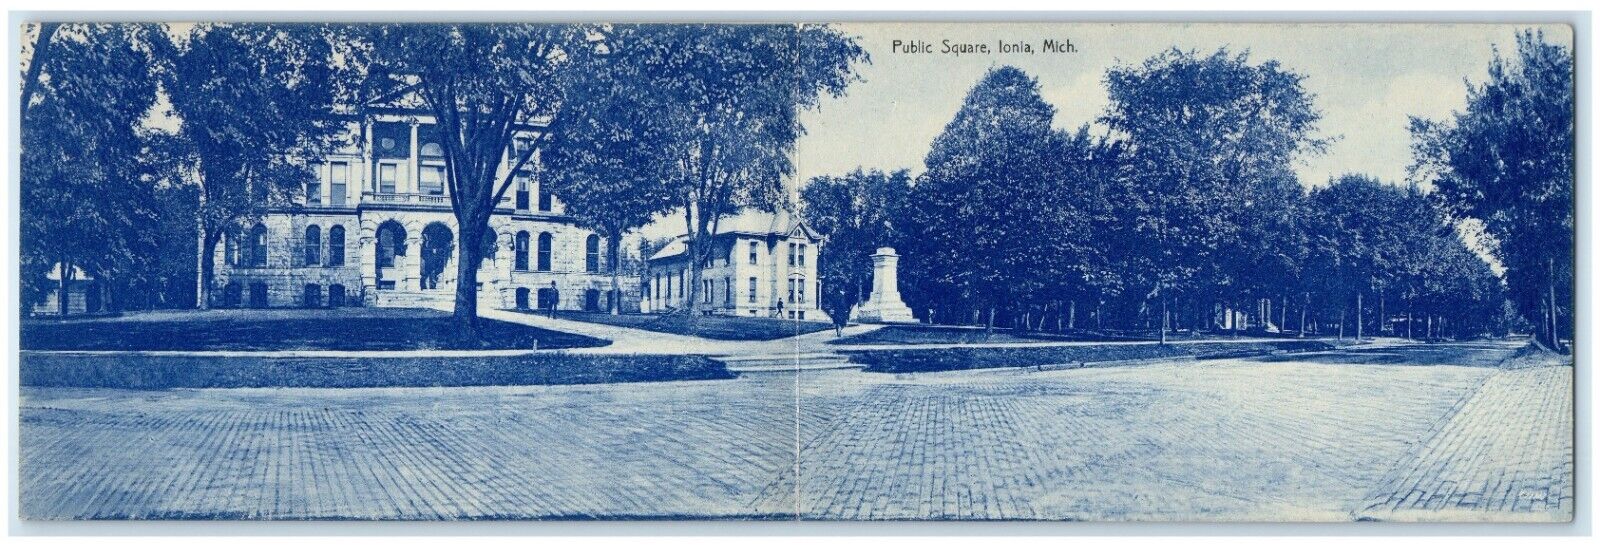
[211,109,641,312]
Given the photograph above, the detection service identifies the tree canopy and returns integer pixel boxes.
[155,23,350,309]
[1410,29,1573,348]
[20,24,163,314]
[800,168,911,330]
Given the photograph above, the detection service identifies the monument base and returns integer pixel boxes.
[855,300,917,324]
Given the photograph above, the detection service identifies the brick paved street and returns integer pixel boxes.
[19,340,1571,521]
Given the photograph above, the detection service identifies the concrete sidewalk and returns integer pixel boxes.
[477,307,886,357]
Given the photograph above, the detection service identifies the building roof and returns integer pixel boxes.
[647,209,818,262]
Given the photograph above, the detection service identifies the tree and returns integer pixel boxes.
[543,36,683,314]
[905,66,1093,332]
[156,23,349,310]
[1304,175,1414,340]
[1410,29,1573,350]
[1101,47,1329,342]
[20,24,162,315]
[800,168,910,333]
[359,24,591,337]
[591,24,866,315]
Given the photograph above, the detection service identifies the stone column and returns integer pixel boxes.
[403,236,421,291]
[359,234,378,305]
[407,123,420,195]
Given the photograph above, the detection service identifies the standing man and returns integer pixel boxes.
[548,281,559,319]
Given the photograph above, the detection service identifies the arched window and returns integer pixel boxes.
[376,221,406,269]
[327,225,346,266]
[482,231,499,261]
[585,234,600,273]
[537,232,553,272]
[248,223,268,267]
[748,241,759,265]
[303,225,321,266]
[514,231,530,271]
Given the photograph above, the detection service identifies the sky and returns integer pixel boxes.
[790,22,1571,190]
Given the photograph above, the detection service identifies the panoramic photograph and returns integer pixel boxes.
[14,21,1575,522]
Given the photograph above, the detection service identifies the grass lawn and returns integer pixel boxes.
[20,352,731,389]
[537,310,835,341]
[828,324,1151,346]
[20,308,608,351]
[844,340,1337,373]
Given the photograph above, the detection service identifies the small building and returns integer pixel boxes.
[643,209,829,322]
[31,263,105,316]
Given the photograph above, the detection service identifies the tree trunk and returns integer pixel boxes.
[985,307,996,333]
[1355,292,1364,341]
[1068,300,1077,330]
[57,259,72,316]
[1298,295,1308,338]
[1338,306,1345,341]
[20,22,61,124]
[1379,290,1387,336]
[196,226,220,310]
[1407,309,1413,340]
[608,233,622,315]
[453,222,484,343]
[1160,297,1169,345]
[1548,258,1560,350]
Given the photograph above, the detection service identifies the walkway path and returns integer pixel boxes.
[476,307,885,357]
[1358,351,1573,521]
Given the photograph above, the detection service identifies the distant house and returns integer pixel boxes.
[32,263,104,316]
[210,96,641,312]
[643,209,829,322]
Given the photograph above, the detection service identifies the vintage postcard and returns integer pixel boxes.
[14,20,1575,522]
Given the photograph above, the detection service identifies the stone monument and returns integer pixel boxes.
[855,247,917,324]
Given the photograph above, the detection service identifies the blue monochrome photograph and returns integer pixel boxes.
[14,21,1576,522]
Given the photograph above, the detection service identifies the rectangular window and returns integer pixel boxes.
[724,277,732,305]
[515,176,530,210]
[704,280,712,304]
[788,243,796,267]
[788,279,796,303]
[748,277,757,303]
[378,163,397,194]
[798,278,806,303]
[419,165,445,195]
[798,244,807,267]
[329,162,347,207]
[748,241,759,265]
[306,173,322,206]
[538,182,552,211]
[677,271,684,299]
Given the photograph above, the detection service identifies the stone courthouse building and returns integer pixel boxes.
[211,102,638,312]
[642,209,829,322]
